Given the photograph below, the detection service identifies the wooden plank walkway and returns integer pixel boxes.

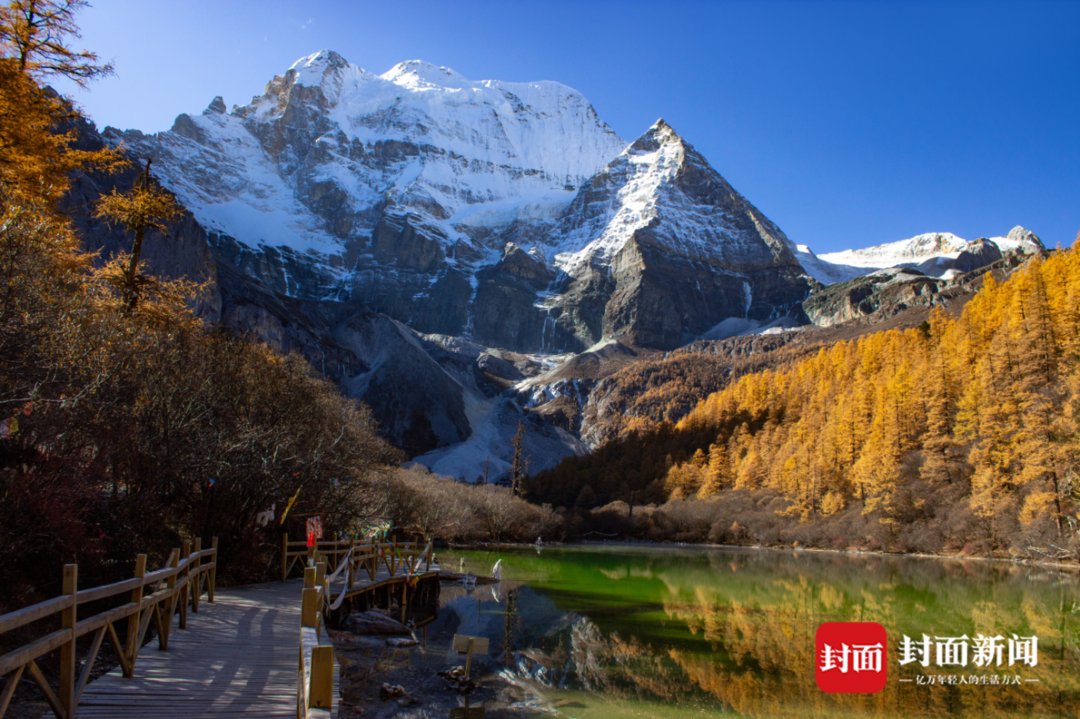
[74,581,335,718]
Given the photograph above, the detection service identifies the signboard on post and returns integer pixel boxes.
[306,515,323,549]
[452,634,490,679]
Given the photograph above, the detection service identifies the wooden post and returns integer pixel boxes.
[453,634,488,680]
[160,549,180,650]
[281,532,289,581]
[296,646,304,719]
[191,537,203,613]
[59,563,77,718]
[314,560,326,589]
[124,554,147,677]
[208,536,218,603]
[179,540,190,630]
[301,588,320,633]
[308,645,334,710]
[303,565,316,589]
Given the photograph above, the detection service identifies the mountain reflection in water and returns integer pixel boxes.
[432,545,1078,718]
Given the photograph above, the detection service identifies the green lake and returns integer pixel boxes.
[430,545,1079,718]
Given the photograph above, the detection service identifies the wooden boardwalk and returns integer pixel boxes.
[3,539,445,719]
[74,581,334,718]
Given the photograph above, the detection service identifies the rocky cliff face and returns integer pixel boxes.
[537,120,811,350]
[801,239,1043,328]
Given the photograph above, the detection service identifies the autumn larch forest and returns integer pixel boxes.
[531,250,1080,558]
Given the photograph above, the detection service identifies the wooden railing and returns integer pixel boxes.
[281,536,433,583]
[291,537,436,718]
[297,562,332,719]
[0,537,218,719]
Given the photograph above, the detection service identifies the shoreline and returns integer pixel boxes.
[447,537,1080,573]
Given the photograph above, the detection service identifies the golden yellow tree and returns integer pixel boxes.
[0,0,111,83]
[95,159,182,310]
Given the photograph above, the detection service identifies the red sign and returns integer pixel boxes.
[305,515,323,546]
[815,622,887,693]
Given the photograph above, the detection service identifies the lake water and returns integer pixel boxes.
[432,544,1079,718]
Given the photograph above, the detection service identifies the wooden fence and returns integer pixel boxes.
[0,537,217,719]
[281,535,433,584]
[1,535,439,719]
[297,562,332,719]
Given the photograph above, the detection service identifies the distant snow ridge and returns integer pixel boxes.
[798,226,1044,285]
[820,232,969,271]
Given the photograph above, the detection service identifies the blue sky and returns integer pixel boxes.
[57,0,1079,253]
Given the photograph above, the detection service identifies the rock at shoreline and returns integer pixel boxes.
[345,610,412,636]
[386,636,419,648]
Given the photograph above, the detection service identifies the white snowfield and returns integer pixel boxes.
[126,50,625,264]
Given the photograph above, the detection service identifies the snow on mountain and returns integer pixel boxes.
[117,60,812,353]
[800,227,1044,284]
[992,226,1044,254]
[551,119,799,276]
[820,232,968,273]
[791,243,867,285]
[119,50,625,266]
[130,108,344,255]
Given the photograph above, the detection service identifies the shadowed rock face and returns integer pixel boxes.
[802,269,943,327]
[472,245,556,352]
[953,238,1003,274]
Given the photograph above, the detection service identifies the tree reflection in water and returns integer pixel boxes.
[441,546,1079,718]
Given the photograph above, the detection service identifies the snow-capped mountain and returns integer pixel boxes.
[798,226,1043,284]
[88,50,1044,471]
[528,119,809,349]
[114,51,810,353]
[121,50,623,263]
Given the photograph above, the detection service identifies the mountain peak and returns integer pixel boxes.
[381,59,469,89]
[999,225,1043,253]
[289,49,350,72]
[285,50,358,89]
[640,117,681,143]
[623,117,686,164]
[205,95,226,114]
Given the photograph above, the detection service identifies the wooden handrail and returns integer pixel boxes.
[280,535,427,581]
[75,577,142,605]
[297,561,333,719]
[0,536,218,719]
[0,596,72,636]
